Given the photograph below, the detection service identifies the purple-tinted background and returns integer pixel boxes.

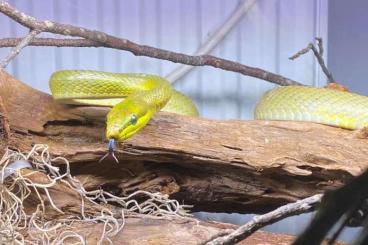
[1,0,364,243]
[328,0,368,95]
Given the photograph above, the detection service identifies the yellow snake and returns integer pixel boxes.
[50,70,367,146]
[255,86,368,129]
[49,70,198,144]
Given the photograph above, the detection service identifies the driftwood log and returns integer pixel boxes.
[0,70,363,243]
[1,70,367,214]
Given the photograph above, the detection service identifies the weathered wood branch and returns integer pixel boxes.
[23,215,307,245]
[16,168,301,244]
[1,71,367,215]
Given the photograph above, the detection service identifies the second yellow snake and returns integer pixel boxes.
[255,86,368,129]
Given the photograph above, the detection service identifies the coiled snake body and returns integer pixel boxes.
[50,70,367,145]
[49,70,198,142]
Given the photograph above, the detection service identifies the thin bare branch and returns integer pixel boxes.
[0,37,100,48]
[205,194,323,245]
[289,38,335,83]
[316,37,324,56]
[0,0,301,86]
[0,29,40,69]
[288,43,313,60]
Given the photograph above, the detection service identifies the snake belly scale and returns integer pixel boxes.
[49,70,199,142]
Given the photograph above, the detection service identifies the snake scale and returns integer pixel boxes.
[50,70,368,147]
[255,86,368,129]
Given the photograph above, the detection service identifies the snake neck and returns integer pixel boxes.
[105,76,173,141]
[49,70,197,141]
[132,77,173,114]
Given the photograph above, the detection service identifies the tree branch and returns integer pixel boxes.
[0,0,301,86]
[289,37,335,83]
[0,29,40,69]
[205,194,322,245]
[0,37,101,48]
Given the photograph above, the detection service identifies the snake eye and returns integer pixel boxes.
[130,114,137,125]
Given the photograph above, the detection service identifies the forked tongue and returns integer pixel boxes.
[99,138,119,163]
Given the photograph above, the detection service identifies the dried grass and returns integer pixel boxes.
[0,144,190,244]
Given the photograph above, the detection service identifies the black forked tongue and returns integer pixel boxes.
[99,138,119,163]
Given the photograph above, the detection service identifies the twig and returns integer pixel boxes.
[0,29,40,69]
[205,194,323,245]
[166,0,257,83]
[289,38,335,83]
[0,0,301,86]
[316,37,323,56]
[289,44,313,60]
[0,37,101,48]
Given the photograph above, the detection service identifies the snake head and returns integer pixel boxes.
[106,98,152,141]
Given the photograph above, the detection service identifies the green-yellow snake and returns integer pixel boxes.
[255,86,368,129]
[49,70,198,143]
[50,70,368,146]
